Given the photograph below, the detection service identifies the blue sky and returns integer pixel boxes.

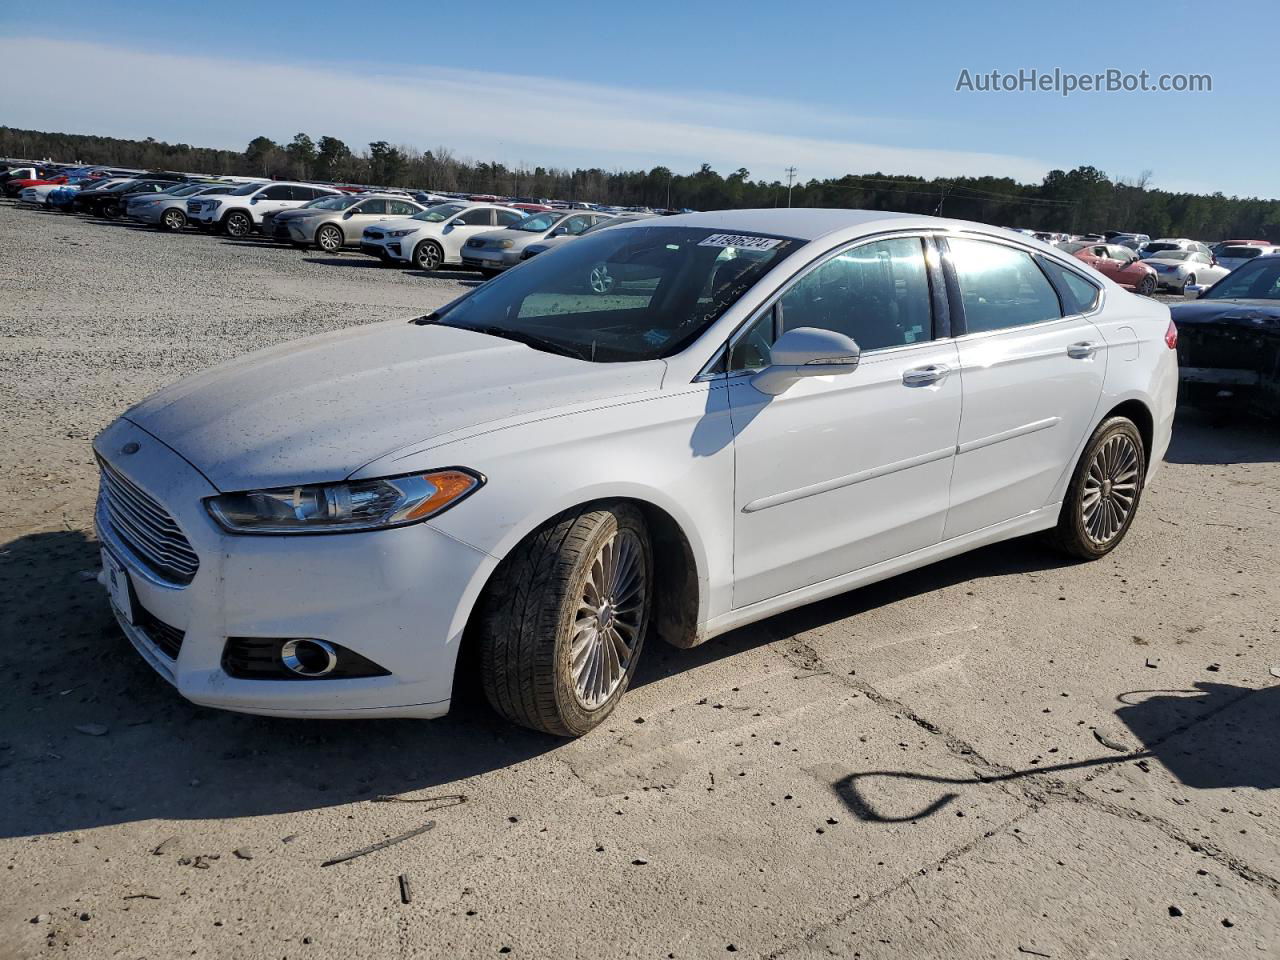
[0,1,1270,197]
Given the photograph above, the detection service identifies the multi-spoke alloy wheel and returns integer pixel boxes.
[479,503,652,736]
[570,529,647,709]
[588,263,615,294]
[1081,433,1140,545]
[1053,416,1145,560]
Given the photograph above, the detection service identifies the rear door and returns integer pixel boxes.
[941,236,1106,538]
[440,207,498,260]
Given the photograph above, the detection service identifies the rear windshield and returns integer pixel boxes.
[1220,246,1263,259]
[1144,242,1181,254]
[429,226,800,362]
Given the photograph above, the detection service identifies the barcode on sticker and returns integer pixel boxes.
[698,234,781,250]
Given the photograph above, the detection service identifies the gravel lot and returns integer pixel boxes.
[1,200,1278,960]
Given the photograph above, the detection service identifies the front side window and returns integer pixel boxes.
[431,226,798,362]
[356,198,389,215]
[728,237,933,372]
[457,208,493,226]
[260,184,293,201]
[948,238,1062,334]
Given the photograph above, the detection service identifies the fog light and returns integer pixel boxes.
[280,638,339,677]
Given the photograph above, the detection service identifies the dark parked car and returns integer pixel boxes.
[73,176,184,218]
[1172,254,1280,415]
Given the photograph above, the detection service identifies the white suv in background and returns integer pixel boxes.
[358,201,526,271]
[186,181,341,237]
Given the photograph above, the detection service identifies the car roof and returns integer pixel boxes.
[618,208,1062,245]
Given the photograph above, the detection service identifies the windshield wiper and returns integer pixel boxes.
[448,323,589,361]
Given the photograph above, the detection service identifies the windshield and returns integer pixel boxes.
[412,202,466,223]
[429,226,800,362]
[512,212,563,233]
[307,194,362,210]
[1202,258,1280,300]
[229,182,262,196]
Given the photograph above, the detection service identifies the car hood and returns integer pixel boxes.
[121,319,665,491]
[1171,299,1280,328]
[472,228,545,247]
[363,217,431,235]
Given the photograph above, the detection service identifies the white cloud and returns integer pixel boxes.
[0,36,1050,184]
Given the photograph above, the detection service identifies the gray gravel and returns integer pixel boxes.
[1,199,1279,959]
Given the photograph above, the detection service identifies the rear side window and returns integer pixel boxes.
[388,200,419,216]
[1038,258,1100,314]
[495,209,524,226]
[948,238,1062,334]
[357,198,388,215]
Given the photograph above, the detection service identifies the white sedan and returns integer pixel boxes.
[94,209,1178,735]
[1143,250,1230,292]
[358,201,526,270]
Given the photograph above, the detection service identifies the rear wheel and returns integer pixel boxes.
[316,224,344,253]
[161,208,187,231]
[414,239,443,271]
[1051,417,1145,560]
[1137,273,1156,296]
[223,210,253,238]
[478,503,652,736]
[1182,273,1197,293]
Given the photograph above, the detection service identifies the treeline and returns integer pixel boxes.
[4,125,1279,241]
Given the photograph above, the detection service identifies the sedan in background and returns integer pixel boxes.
[1139,238,1213,259]
[74,178,183,218]
[93,209,1176,736]
[282,194,426,252]
[520,213,658,261]
[461,210,611,275]
[1144,250,1230,293]
[1174,254,1280,415]
[1059,241,1158,295]
[358,201,526,270]
[1215,244,1279,272]
[126,183,238,230]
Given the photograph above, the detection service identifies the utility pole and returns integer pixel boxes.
[785,166,797,208]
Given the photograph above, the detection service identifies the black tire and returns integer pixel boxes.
[316,223,344,253]
[1051,416,1146,560]
[478,503,653,736]
[1183,274,1196,293]
[413,239,443,271]
[222,210,253,238]
[161,208,187,231]
[1137,273,1156,296]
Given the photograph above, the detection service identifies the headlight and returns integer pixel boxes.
[496,240,514,250]
[386,229,415,238]
[206,469,483,534]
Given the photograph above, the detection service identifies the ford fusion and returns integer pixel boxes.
[95,210,1178,736]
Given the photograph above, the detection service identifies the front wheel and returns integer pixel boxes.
[223,210,253,238]
[1137,273,1156,296]
[1051,417,1145,560]
[413,239,443,271]
[316,224,344,253]
[479,503,653,736]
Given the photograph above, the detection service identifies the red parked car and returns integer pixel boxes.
[2,174,68,198]
[1060,241,1158,296]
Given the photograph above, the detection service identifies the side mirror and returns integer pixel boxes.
[750,327,861,396]
[342,210,354,219]
[1183,284,1207,300]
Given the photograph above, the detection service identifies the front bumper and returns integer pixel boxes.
[461,248,517,271]
[360,237,409,262]
[92,418,497,719]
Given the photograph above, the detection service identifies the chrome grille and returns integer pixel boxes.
[98,460,199,585]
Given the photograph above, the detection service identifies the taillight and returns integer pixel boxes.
[1165,320,1178,350]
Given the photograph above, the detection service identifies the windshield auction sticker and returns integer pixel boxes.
[698,234,781,250]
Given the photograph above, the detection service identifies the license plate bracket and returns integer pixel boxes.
[101,547,135,625]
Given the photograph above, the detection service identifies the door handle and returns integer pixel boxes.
[1067,341,1097,359]
[902,363,950,387]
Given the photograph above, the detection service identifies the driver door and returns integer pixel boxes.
[726,235,961,608]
